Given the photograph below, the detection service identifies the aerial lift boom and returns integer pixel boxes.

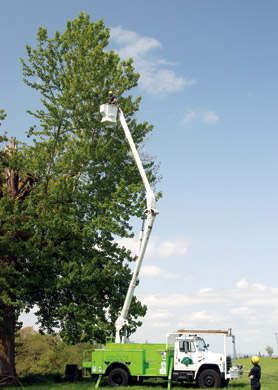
[100,104,159,343]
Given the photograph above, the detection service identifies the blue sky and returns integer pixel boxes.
[1,0,278,355]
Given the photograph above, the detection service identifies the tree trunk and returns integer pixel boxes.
[2,137,18,199]
[0,137,18,379]
[0,304,16,378]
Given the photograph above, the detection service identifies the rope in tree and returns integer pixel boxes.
[0,374,24,388]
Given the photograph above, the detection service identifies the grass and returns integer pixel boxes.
[2,357,277,390]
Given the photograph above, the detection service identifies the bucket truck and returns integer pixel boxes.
[82,104,243,389]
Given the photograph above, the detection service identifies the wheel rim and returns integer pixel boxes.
[113,374,123,385]
[204,374,215,387]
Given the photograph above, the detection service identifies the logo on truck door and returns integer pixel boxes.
[181,357,194,365]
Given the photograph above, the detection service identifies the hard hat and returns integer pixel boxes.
[109,90,113,94]
[251,356,259,364]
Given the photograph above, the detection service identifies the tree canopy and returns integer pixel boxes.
[0,12,160,376]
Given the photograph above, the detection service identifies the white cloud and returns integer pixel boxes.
[149,236,192,258]
[110,27,161,58]
[117,235,192,259]
[141,265,177,279]
[148,309,174,320]
[140,69,195,96]
[230,307,255,316]
[183,108,197,125]
[236,279,249,289]
[133,280,278,353]
[203,111,219,124]
[183,107,220,126]
[141,265,193,281]
[185,310,228,324]
[139,281,278,308]
[110,26,195,96]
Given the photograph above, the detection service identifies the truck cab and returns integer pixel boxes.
[169,330,243,388]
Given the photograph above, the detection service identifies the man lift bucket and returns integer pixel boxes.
[99,103,118,123]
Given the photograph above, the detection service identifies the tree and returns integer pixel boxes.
[265,345,274,357]
[0,13,160,377]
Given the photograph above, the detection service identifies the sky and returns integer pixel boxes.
[1,0,278,356]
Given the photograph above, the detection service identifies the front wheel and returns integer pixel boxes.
[198,369,221,388]
[108,368,129,387]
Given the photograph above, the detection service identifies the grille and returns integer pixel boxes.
[226,356,232,371]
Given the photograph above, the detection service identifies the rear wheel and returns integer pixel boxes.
[108,368,129,387]
[198,369,221,388]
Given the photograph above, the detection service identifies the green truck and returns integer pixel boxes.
[82,329,243,388]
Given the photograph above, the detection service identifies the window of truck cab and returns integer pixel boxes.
[179,340,196,353]
[195,339,207,352]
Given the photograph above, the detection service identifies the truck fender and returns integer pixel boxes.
[196,364,220,378]
[105,361,131,377]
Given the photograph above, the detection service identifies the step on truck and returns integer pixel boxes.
[82,328,243,389]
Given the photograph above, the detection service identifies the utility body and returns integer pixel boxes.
[84,104,244,388]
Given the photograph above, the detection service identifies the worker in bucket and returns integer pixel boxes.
[248,355,261,390]
[109,90,117,105]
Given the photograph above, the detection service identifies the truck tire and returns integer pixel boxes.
[198,369,221,388]
[108,368,129,387]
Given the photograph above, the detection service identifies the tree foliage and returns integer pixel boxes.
[0,12,160,371]
[265,345,274,357]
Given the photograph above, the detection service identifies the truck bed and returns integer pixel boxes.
[83,342,174,377]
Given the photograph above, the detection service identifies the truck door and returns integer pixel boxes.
[176,340,199,372]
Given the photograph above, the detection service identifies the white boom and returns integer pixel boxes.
[100,104,159,344]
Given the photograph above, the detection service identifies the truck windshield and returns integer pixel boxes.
[196,339,207,351]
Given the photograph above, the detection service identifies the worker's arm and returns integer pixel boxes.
[110,96,117,104]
